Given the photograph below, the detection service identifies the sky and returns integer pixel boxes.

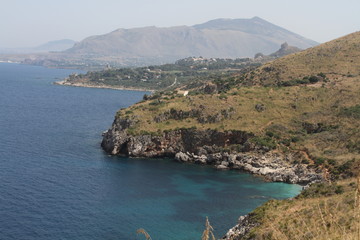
[1,0,360,48]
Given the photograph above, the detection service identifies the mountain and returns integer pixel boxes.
[0,39,76,54]
[61,17,317,66]
[0,17,317,68]
[33,39,76,52]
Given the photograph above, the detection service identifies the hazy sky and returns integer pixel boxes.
[1,0,359,48]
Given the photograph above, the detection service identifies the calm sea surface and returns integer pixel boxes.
[0,63,301,240]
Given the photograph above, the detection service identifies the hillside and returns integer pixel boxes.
[101,32,360,238]
[245,31,360,86]
[223,177,360,240]
[104,32,360,169]
[57,56,261,91]
[58,43,301,90]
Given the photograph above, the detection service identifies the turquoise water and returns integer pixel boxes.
[0,63,301,240]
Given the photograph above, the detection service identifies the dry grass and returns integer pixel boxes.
[136,228,152,240]
[135,217,215,240]
[249,32,360,85]
[245,177,360,240]
[124,32,360,239]
[201,217,216,240]
[122,77,360,166]
[122,32,360,167]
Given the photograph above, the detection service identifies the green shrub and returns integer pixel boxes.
[298,183,345,198]
[327,159,336,166]
[309,75,320,83]
[218,93,228,100]
[340,105,360,119]
[251,136,277,150]
[291,136,300,142]
[125,110,133,114]
[314,157,326,166]
[280,138,291,146]
[317,72,326,78]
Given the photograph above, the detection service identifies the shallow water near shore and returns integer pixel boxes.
[0,63,301,240]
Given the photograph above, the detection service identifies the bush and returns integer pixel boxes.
[218,93,228,100]
[298,183,346,198]
[280,138,291,146]
[314,157,326,166]
[149,100,161,106]
[251,136,277,150]
[327,159,336,166]
[125,110,133,114]
[340,105,360,119]
[309,75,320,83]
[291,136,300,142]
[317,72,326,78]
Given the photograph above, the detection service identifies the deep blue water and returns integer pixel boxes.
[0,63,301,240]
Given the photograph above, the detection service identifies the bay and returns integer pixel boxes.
[0,63,301,240]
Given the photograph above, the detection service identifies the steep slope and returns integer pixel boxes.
[223,177,360,240]
[246,31,360,86]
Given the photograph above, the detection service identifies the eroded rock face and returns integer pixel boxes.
[174,151,322,184]
[101,115,323,184]
[102,115,252,156]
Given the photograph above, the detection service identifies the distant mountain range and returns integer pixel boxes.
[0,17,318,68]
[66,17,317,59]
[0,39,76,54]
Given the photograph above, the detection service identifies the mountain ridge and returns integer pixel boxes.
[0,17,318,68]
[62,17,317,66]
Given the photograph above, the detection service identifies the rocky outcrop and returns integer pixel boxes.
[153,107,235,124]
[174,151,322,184]
[102,114,324,240]
[102,115,252,157]
[223,214,260,240]
[102,115,323,184]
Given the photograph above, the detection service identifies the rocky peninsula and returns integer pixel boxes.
[102,115,323,184]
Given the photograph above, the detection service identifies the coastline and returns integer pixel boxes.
[100,114,325,238]
[54,80,155,93]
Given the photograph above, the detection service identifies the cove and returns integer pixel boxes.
[0,63,301,240]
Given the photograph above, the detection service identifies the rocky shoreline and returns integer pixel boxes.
[102,115,323,184]
[54,80,154,92]
[223,214,260,240]
[101,115,324,239]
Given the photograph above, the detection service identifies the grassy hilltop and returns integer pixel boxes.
[247,31,360,86]
[116,32,360,239]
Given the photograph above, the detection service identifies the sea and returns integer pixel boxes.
[0,62,301,240]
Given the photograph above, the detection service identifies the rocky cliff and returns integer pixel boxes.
[101,115,323,184]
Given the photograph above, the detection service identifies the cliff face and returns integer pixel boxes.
[101,115,322,184]
[102,115,252,157]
